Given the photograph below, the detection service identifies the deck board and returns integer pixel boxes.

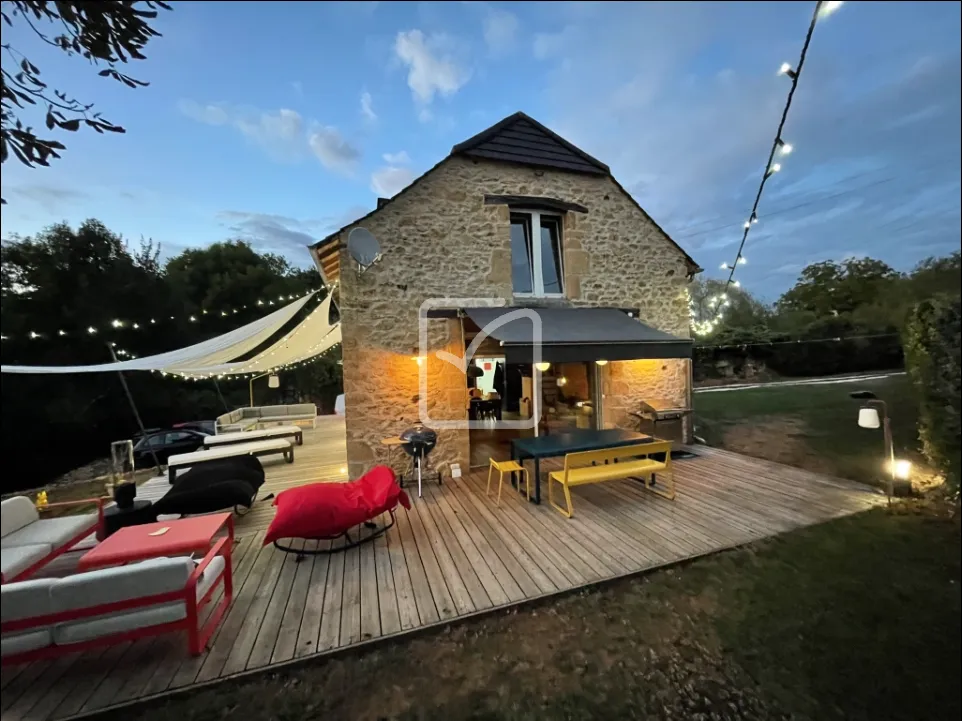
[1,418,885,721]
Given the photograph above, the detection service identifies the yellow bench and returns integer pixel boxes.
[547,441,675,518]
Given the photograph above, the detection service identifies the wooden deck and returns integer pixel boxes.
[1,418,883,721]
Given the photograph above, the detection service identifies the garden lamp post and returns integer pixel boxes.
[250,372,280,407]
[850,389,896,504]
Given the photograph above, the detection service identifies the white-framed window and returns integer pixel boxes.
[509,209,564,297]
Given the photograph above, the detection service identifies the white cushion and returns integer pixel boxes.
[195,556,226,598]
[0,513,97,550]
[50,557,192,613]
[53,603,186,645]
[1,544,52,581]
[0,577,55,622]
[1,630,52,657]
[1,497,39,538]
[52,555,226,646]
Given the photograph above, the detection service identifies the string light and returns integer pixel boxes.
[1,288,319,341]
[692,0,836,337]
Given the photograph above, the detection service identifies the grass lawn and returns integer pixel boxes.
[693,374,925,486]
[117,504,960,721]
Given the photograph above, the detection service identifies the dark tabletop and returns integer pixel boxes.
[511,428,651,458]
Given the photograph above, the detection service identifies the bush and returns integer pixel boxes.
[903,296,962,491]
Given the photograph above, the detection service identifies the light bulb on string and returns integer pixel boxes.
[737,256,747,265]
[58,330,67,336]
[87,327,98,335]
[111,319,124,328]
[720,262,729,270]
[777,138,792,155]
[778,62,797,80]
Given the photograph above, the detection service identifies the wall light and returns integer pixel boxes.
[595,359,609,366]
[535,362,551,372]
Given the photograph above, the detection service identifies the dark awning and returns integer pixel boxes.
[463,307,691,363]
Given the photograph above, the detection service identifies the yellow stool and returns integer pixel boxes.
[486,459,530,505]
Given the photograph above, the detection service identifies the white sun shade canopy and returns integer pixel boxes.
[1,292,317,374]
[167,293,341,377]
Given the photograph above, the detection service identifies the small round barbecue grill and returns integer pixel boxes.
[399,425,439,498]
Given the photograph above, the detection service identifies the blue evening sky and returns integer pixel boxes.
[1,1,959,299]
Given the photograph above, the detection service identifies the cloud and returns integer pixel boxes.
[360,91,377,122]
[370,166,416,197]
[218,210,322,252]
[394,29,470,107]
[1,184,89,213]
[482,6,520,57]
[382,150,411,164]
[179,99,359,174]
[308,126,361,175]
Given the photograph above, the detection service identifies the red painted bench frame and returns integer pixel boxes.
[1,536,232,664]
[1,498,106,585]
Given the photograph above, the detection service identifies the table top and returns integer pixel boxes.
[79,513,231,570]
[168,438,291,465]
[204,425,301,445]
[511,428,651,459]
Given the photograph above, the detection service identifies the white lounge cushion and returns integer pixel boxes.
[1,544,52,580]
[0,577,55,622]
[50,557,192,613]
[1,513,97,550]
[1,630,52,657]
[54,603,185,645]
[1,497,39,538]
[52,556,226,646]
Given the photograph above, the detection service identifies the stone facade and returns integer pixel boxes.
[327,155,695,478]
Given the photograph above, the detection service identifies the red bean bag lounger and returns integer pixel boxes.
[264,465,410,555]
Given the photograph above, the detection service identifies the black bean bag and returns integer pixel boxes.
[155,458,265,516]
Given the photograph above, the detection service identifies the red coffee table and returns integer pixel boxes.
[79,513,234,571]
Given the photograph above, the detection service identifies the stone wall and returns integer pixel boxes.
[331,155,695,478]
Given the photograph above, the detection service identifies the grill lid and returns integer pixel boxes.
[399,425,438,444]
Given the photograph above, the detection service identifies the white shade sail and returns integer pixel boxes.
[168,293,341,377]
[0,292,316,374]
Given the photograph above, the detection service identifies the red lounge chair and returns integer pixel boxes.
[265,466,410,555]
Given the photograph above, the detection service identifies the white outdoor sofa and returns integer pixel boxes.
[1,497,104,584]
[204,424,303,448]
[1,545,230,663]
[215,404,317,433]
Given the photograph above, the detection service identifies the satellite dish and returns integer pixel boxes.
[347,227,382,273]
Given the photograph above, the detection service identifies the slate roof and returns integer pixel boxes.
[450,112,610,175]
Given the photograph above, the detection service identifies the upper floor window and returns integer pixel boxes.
[510,210,564,296]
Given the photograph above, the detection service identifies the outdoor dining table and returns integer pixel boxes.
[509,428,652,504]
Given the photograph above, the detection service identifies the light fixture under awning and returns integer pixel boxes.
[462,306,691,363]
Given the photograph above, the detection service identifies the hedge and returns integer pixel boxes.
[903,296,962,492]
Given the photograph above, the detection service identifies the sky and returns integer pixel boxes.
[1,1,960,300]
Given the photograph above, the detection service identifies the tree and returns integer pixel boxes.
[164,241,319,315]
[689,277,771,339]
[777,258,902,317]
[1,1,171,199]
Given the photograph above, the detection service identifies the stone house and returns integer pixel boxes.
[309,112,701,479]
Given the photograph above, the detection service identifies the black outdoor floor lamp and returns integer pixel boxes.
[850,389,910,504]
